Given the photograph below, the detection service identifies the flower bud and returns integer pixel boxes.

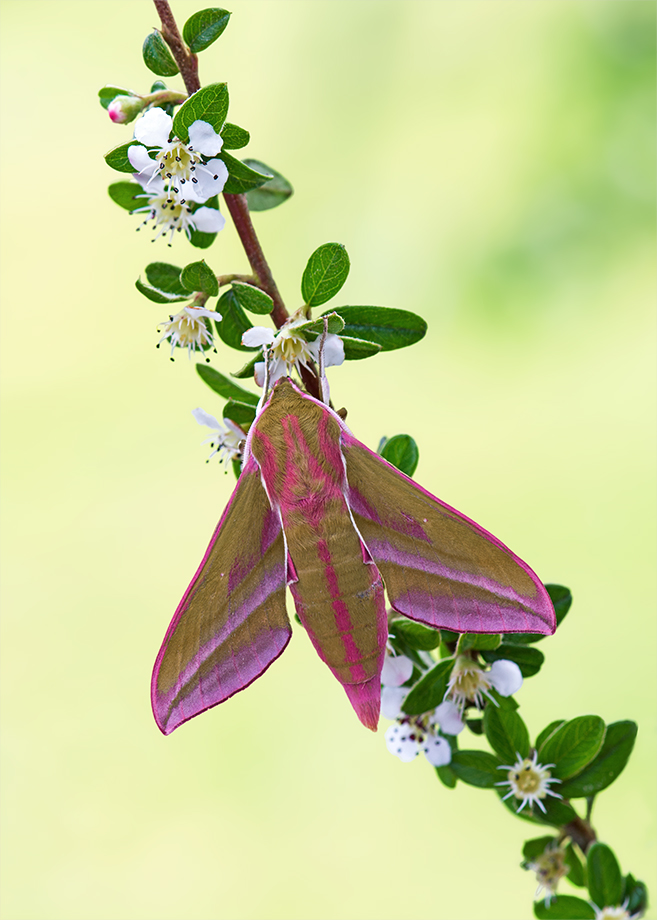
[108,95,146,125]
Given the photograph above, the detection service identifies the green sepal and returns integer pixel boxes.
[135,278,189,304]
[195,365,259,406]
[145,262,189,295]
[522,835,557,862]
[221,123,250,150]
[457,633,502,652]
[105,142,144,173]
[449,750,502,788]
[435,764,458,789]
[340,336,382,360]
[379,434,419,477]
[564,843,586,887]
[173,82,229,141]
[483,699,530,764]
[301,243,350,307]
[180,260,219,296]
[143,30,179,77]
[321,305,427,352]
[231,354,260,379]
[108,181,149,211]
[222,154,272,194]
[503,584,573,646]
[223,400,256,429]
[99,85,137,110]
[214,289,255,351]
[188,196,220,250]
[533,896,595,919]
[295,313,346,339]
[465,717,484,735]
[388,617,440,651]
[231,282,274,315]
[587,843,623,909]
[244,160,293,211]
[182,8,231,53]
[538,716,606,781]
[481,644,545,677]
[622,874,648,916]
[558,721,637,798]
[535,720,566,752]
[401,658,453,716]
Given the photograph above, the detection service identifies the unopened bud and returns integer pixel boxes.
[108,95,146,125]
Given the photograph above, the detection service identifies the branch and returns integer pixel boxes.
[153,0,200,94]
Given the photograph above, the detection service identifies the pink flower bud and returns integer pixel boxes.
[108,95,145,125]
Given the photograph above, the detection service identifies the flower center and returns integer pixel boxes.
[510,760,544,795]
[158,141,202,189]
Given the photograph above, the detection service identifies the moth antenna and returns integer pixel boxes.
[256,344,272,414]
[337,407,348,420]
[318,316,330,405]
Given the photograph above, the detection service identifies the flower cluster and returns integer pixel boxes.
[192,408,245,465]
[129,108,228,244]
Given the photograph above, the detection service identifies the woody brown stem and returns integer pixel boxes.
[153,0,200,94]
[562,815,597,854]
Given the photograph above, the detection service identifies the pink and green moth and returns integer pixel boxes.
[151,377,555,734]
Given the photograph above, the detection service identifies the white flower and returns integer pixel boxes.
[592,904,641,920]
[525,840,569,904]
[132,174,225,245]
[381,652,414,687]
[192,409,245,464]
[128,109,228,202]
[385,720,452,767]
[242,313,345,388]
[447,655,523,712]
[495,750,562,813]
[157,305,219,359]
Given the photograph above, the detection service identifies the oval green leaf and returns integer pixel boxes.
[231,282,274,315]
[322,305,427,352]
[145,262,188,295]
[182,8,231,53]
[135,278,188,304]
[389,618,440,651]
[231,354,260,379]
[379,434,419,477]
[214,289,256,351]
[172,82,229,141]
[108,182,149,211]
[105,142,143,173]
[459,633,503,652]
[483,702,530,764]
[244,159,293,211]
[223,400,256,429]
[558,721,637,798]
[340,335,382,360]
[587,843,623,909]
[481,644,545,677]
[143,30,179,77]
[450,750,502,788]
[533,896,596,919]
[538,715,606,780]
[180,260,219,297]
[535,720,566,752]
[99,85,136,110]
[221,122,250,150]
[435,764,458,789]
[195,365,259,405]
[222,154,272,194]
[401,658,453,716]
[301,243,350,307]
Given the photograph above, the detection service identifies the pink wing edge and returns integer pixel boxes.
[151,456,291,735]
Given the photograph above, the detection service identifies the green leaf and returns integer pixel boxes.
[535,720,566,752]
[180,260,219,296]
[223,400,256,429]
[99,85,136,110]
[623,875,648,915]
[322,305,427,352]
[108,182,149,211]
[214,289,255,351]
[389,618,440,651]
[533,896,595,919]
[465,718,484,735]
[143,30,179,77]
[105,142,142,173]
[295,313,346,339]
[522,836,557,862]
[244,160,293,211]
[144,262,188,295]
[539,716,606,781]
[222,153,272,194]
[173,82,229,141]
[401,658,453,716]
[231,354,260,379]
[231,457,242,480]
[435,765,458,789]
[221,122,250,150]
[481,644,545,677]
[547,584,573,628]
[135,278,189,304]
[587,843,623,908]
[483,701,530,764]
[498,786,578,827]
[301,243,350,307]
[182,8,231,53]
[340,336,382,360]
[379,434,419,477]
[195,365,259,405]
[231,282,274,315]
[564,843,586,887]
[450,750,502,788]
[458,633,503,652]
[558,721,637,798]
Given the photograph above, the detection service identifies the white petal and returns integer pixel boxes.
[242,327,276,348]
[422,735,452,767]
[183,306,216,320]
[188,120,224,157]
[190,162,229,201]
[434,700,465,736]
[254,362,266,388]
[269,358,289,385]
[134,107,172,146]
[381,687,406,720]
[308,333,345,368]
[489,659,523,697]
[224,418,245,439]
[381,654,414,687]
[128,144,155,172]
[384,724,419,763]
[191,207,226,233]
[192,408,221,430]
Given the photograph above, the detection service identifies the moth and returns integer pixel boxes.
[152,377,555,734]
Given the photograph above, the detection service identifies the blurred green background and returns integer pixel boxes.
[1,2,655,918]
